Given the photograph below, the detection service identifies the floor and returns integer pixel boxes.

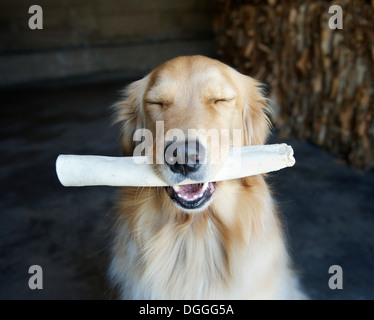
[1,81,373,300]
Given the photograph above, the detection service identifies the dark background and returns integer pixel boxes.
[0,0,373,300]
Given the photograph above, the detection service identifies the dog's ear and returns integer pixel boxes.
[241,76,272,146]
[113,76,149,156]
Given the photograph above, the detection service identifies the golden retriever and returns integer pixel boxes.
[109,55,305,299]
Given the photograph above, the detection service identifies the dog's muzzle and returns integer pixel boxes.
[164,140,216,210]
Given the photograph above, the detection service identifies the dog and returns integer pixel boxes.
[109,55,305,299]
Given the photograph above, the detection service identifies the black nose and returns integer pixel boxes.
[164,140,205,176]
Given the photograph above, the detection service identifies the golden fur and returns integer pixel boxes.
[109,55,305,299]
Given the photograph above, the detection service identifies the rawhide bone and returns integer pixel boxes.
[56,143,295,187]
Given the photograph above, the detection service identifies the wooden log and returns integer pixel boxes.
[214,0,374,169]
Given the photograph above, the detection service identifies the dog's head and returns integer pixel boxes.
[114,55,271,212]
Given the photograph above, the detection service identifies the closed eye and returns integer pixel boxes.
[145,101,168,107]
[211,97,235,104]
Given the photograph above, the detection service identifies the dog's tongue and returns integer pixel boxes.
[172,183,206,201]
[166,182,215,203]
[179,184,201,194]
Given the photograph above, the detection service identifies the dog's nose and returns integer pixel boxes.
[164,140,205,176]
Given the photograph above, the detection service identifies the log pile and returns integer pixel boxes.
[214,0,374,168]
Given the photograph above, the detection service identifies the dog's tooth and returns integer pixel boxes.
[202,182,209,192]
[177,194,182,198]
[193,195,198,200]
[173,185,180,192]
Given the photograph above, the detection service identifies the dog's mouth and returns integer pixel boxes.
[165,182,216,210]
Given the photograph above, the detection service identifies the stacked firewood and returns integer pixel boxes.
[214,0,374,168]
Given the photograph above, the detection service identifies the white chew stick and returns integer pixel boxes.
[56,143,295,187]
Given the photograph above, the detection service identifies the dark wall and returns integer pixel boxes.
[0,0,217,87]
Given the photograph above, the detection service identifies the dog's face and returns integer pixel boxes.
[115,56,270,212]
